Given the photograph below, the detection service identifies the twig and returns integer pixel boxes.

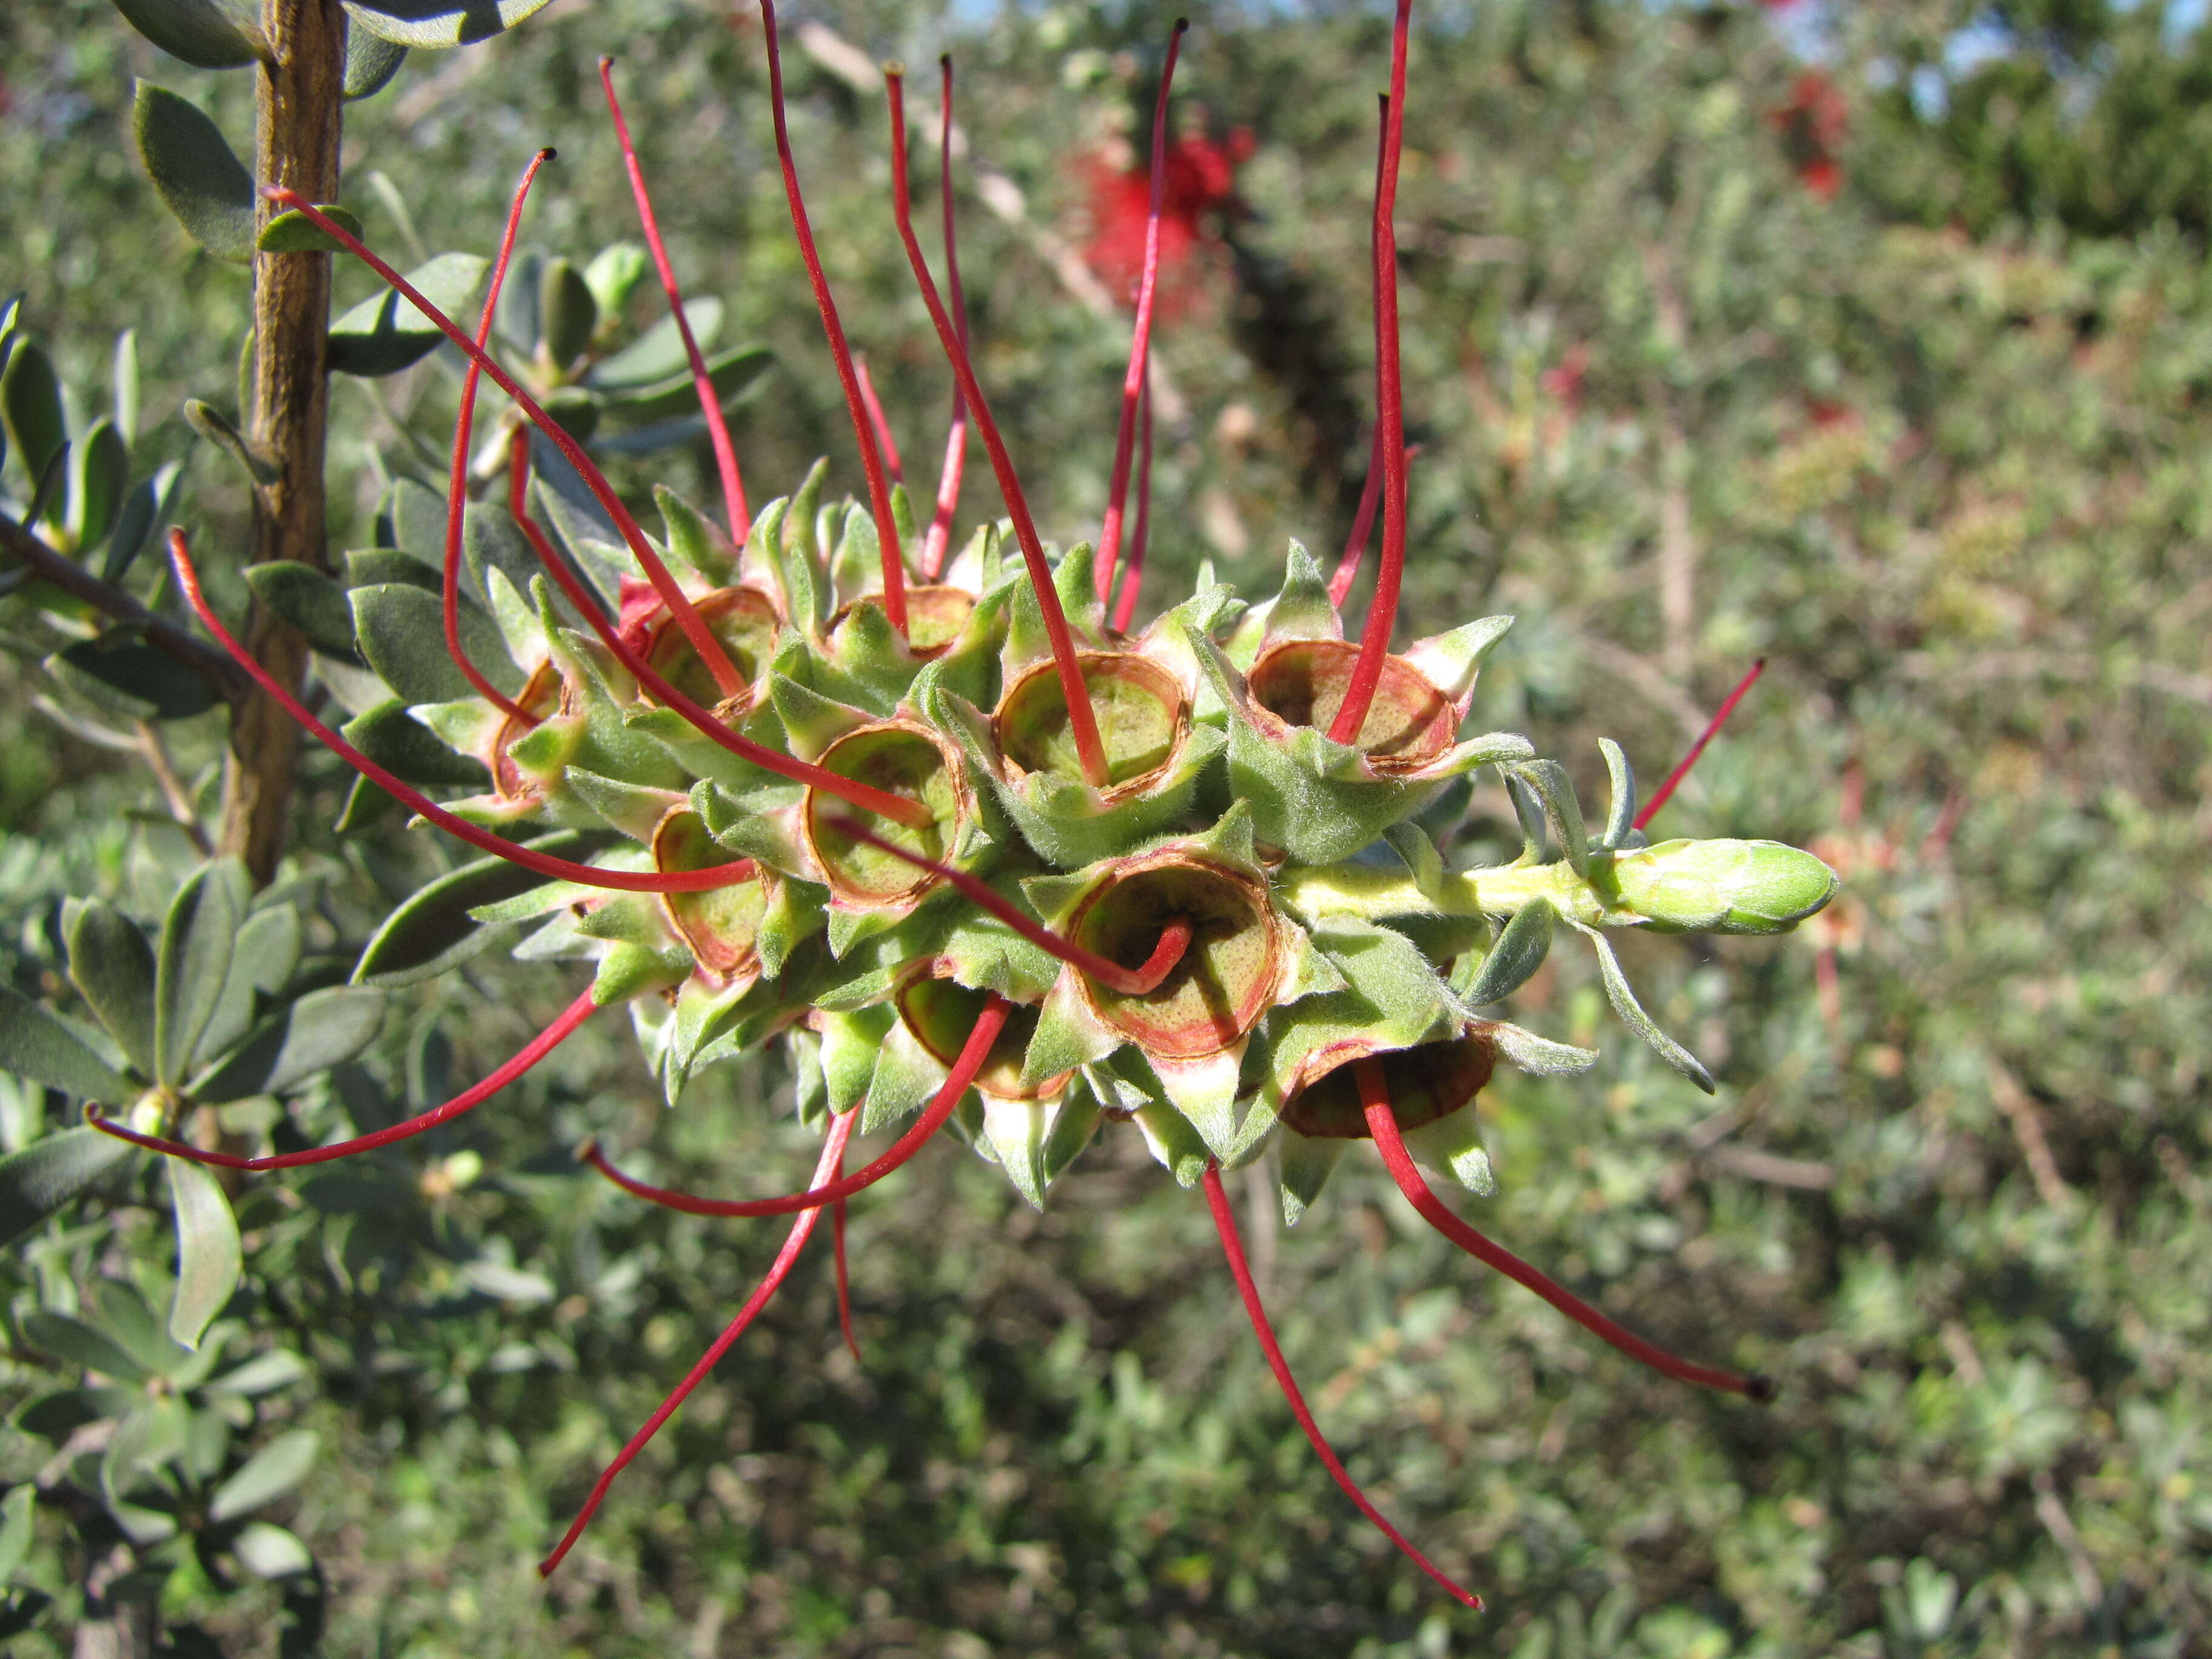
[2031,1467,2104,1612]
[1699,1143,1835,1190]
[136,720,215,856]
[1895,649,2212,710]
[0,509,246,700]
[1986,1058,2072,1208]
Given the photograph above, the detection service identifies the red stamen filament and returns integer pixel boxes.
[169,529,767,894]
[1199,1162,1483,1610]
[1327,5,1413,747]
[920,56,969,582]
[265,189,745,698]
[580,994,1011,1218]
[885,67,1110,787]
[600,58,752,543]
[822,815,1190,996]
[854,354,905,485]
[1107,372,1155,634]
[753,0,908,637]
[1358,1059,1772,1400]
[1096,19,1188,611]
[540,1107,857,1577]
[444,148,553,726]
[1633,658,1768,831]
[498,432,934,831]
[832,1144,862,1365]
[88,990,598,1168]
[1329,438,1422,611]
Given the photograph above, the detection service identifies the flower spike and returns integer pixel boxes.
[753,0,909,637]
[1200,1163,1484,1610]
[1096,19,1189,612]
[580,994,1013,1217]
[1634,658,1769,831]
[541,1107,857,1577]
[169,530,763,893]
[1359,1060,1774,1399]
[601,58,752,541]
[819,814,1191,996]
[89,990,598,1169]
[1328,2,1413,746]
[853,354,905,485]
[920,56,970,581]
[263,187,745,699]
[445,147,554,726]
[884,69,1111,787]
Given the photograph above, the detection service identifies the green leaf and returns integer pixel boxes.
[327,252,488,377]
[233,1521,313,1578]
[339,699,486,786]
[583,298,722,390]
[65,900,158,1076]
[48,638,222,722]
[109,0,264,68]
[167,1159,241,1350]
[102,459,185,583]
[190,905,301,1070]
[133,82,255,263]
[601,346,775,424]
[192,986,386,1104]
[244,560,357,657]
[0,1486,35,1587]
[1463,897,1555,1007]
[204,1348,310,1396]
[113,329,141,446]
[155,860,249,1088]
[0,1130,136,1247]
[353,833,596,988]
[1598,737,1637,851]
[209,1429,318,1521]
[21,1311,152,1384]
[538,257,597,372]
[342,0,555,47]
[1,340,65,494]
[256,203,365,254]
[344,28,407,99]
[350,581,520,703]
[184,398,279,485]
[67,418,130,554]
[583,242,649,320]
[1571,921,1715,1093]
[0,987,133,1101]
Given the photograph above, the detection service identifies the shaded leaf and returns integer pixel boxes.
[1463,897,1555,1007]
[193,986,386,1104]
[343,0,555,47]
[343,28,407,99]
[167,1159,241,1350]
[65,900,157,1075]
[352,831,597,987]
[21,1312,152,1384]
[327,252,486,377]
[155,860,249,1088]
[49,638,221,722]
[209,1429,318,1521]
[0,986,133,1101]
[0,1129,136,1247]
[340,699,485,786]
[101,459,186,583]
[109,0,264,67]
[246,560,358,657]
[539,257,596,372]
[1,340,65,492]
[133,81,255,263]
[67,417,130,552]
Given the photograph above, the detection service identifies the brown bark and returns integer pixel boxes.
[217,0,346,883]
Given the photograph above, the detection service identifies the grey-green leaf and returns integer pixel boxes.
[133,82,255,263]
[1598,737,1638,851]
[350,581,520,703]
[208,1429,318,1521]
[344,28,407,99]
[340,699,487,786]
[1573,921,1715,1093]
[167,1159,241,1350]
[22,1311,152,1384]
[192,986,386,1104]
[109,0,264,68]
[0,987,133,1101]
[1463,897,1555,1007]
[584,298,722,390]
[0,1130,136,1247]
[327,252,488,377]
[245,560,358,657]
[66,900,158,1076]
[343,0,555,47]
[539,257,597,372]
[155,860,249,1088]
[352,831,595,987]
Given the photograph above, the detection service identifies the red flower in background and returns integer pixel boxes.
[1770,70,1848,199]
[1077,127,1252,317]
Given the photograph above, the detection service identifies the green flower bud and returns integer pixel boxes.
[1606,838,1839,935]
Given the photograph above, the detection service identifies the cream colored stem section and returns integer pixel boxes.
[1276,859,1616,928]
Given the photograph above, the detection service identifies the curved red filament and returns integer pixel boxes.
[1633,658,1769,831]
[89,990,598,1168]
[600,58,752,543]
[1327,6,1413,747]
[497,435,933,831]
[920,56,970,582]
[1199,1162,1484,1610]
[169,530,768,893]
[264,189,744,699]
[854,354,905,486]
[1330,439,1421,611]
[821,816,1189,996]
[831,1138,861,1365]
[540,1107,857,1577]
[444,147,553,726]
[753,0,908,637]
[1107,373,1155,634]
[579,994,1011,1218]
[1358,1060,1773,1401]
[1096,19,1188,611]
[883,69,1110,786]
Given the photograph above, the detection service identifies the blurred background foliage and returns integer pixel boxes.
[2,0,2209,1652]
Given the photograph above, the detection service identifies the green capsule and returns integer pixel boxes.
[1606,838,1838,935]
